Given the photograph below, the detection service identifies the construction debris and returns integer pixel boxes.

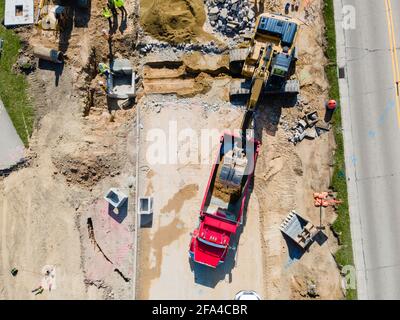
[288,111,331,145]
[137,41,225,55]
[14,53,36,74]
[205,0,256,37]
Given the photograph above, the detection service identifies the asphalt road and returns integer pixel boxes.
[335,0,400,299]
[0,99,24,171]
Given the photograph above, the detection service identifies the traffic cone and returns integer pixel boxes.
[325,99,337,122]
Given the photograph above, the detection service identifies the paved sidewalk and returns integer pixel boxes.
[0,99,25,171]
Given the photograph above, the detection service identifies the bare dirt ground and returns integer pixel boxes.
[0,0,139,299]
[136,0,345,300]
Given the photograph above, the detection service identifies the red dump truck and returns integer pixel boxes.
[189,132,261,268]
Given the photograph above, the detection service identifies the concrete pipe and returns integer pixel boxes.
[33,46,64,64]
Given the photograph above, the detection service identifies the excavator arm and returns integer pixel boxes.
[241,44,273,132]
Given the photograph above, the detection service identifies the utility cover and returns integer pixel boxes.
[4,0,34,27]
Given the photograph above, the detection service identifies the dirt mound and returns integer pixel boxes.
[53,153,122,188]
[182,52,229,75]
[140,0,210,43]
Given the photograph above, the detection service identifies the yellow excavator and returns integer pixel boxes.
[229,13,300,131]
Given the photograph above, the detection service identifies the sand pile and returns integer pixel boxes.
[140,0,210,43]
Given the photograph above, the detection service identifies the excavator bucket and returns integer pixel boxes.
[229,48,250,76]
[229,79,251,101]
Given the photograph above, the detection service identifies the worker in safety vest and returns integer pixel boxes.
[98,62,111,76]
[102,6,113,30]
[114,0,127,17]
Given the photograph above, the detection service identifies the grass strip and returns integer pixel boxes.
[323,0,357,300]
[0,3,34,146]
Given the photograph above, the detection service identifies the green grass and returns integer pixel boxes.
[0,2,34,146]
[323,0,357,300]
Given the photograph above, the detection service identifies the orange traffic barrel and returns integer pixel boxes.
[327,100,337,110]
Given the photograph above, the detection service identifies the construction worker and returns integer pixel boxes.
[114,0,127,17]
[98,62,111,76]
[102,6,113,30]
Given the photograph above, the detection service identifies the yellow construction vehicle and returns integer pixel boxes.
[36,0,89,31]
[229,13,300,130]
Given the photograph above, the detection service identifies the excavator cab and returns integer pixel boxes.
[267,51,295,90]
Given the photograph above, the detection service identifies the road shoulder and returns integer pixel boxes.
[333,0,367,299]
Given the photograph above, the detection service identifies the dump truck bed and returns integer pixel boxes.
[189,133,261,268]
[201,133,260,225]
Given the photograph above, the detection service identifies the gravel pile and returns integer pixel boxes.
[205,0,256,37]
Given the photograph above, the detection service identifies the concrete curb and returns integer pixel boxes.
[333,0,367,300]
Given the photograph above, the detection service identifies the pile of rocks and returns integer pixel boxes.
[13,53,36,74]
[141,94,237,114]
[288,111,331,145]
[137,40,226,55]
[205,0,256,36]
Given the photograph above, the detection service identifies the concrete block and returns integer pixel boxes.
[104,188,128,208]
